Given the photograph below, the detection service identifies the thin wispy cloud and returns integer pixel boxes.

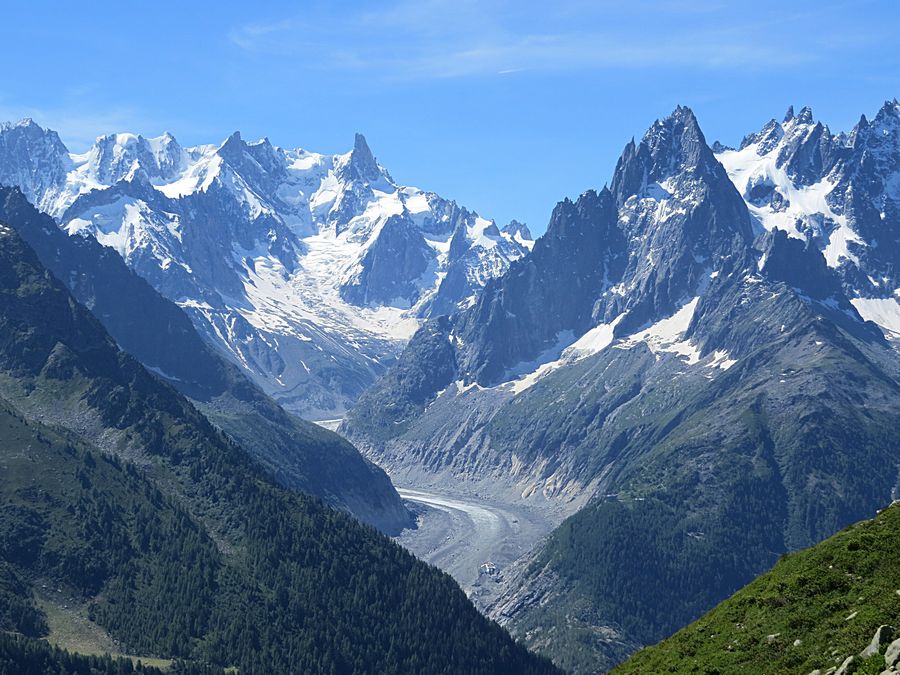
[227,0,849,80]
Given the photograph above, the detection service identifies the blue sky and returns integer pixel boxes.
[2,0,899,233]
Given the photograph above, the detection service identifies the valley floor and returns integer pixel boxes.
[394,486,557,609]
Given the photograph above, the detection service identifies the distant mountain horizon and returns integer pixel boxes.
[0,117,534,418]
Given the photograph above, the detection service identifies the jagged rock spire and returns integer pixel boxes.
[339,132,383,183]
[611,105,717,205]
[502,219,532,240]
[795,106,814,125]
[212,131,251,174]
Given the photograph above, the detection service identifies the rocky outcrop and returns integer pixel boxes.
[340,213,434,306]
[885,637,900,669]
[861,625,894,659]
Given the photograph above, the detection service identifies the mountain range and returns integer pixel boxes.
[0,195,556,674]
[344,103,900,672]
[0,185,408,533]
[0,120,532,419]
[1,101,899,674]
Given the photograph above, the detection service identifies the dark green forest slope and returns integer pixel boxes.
[0,186,408,533]
[0,632,220,675]
[0,214,557,673]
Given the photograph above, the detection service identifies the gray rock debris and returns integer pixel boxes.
[835,655,855,675]
[885,636,900,668]
[861,625,894,658]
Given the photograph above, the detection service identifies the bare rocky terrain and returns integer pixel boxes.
[393,485,563,610]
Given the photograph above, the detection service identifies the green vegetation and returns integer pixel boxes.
[36,590,172,669]
[614,503,900,674]
[0,632,219,675]
[539,496,780,664]
[0,211,559,673]
[0,561,46,637]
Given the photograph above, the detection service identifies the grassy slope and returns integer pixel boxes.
[614,503,900,674]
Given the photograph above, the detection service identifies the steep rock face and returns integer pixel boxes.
[337,132,385,184]
[454,188,625,386]
[340,213,435,306]
[602,106,755,333]
[345,105,900,672]
[0,185,410,533]
[0,122,532,417]
[835,102,900,300]
[0,119,71,214]
[758,227,843,300]
[345,316,460,444]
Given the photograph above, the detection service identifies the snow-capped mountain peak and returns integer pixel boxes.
[336,132,387,185]
[85,131,187,186]
[718,103,900,302]
[0,119,533,418]
[717,102,900,340]
[0,119,73,214]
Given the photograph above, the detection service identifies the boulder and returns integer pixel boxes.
[835,655,855,675]
[885,637,900,668]
[862,626,895,658]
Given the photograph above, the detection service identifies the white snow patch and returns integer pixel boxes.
[504,294,718,394]
[561,315,624,360]
[505,331,576,394]
[620,297,701,364]
[850,297,900,338]
[718,142,863,267]
[707,349,737,370]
